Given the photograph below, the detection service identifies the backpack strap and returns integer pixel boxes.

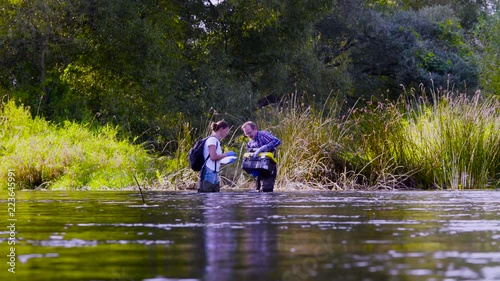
[212,139,219,172]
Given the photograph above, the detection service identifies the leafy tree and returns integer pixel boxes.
[1,0,189,140]
[316,2,479,100]
[191,0,337,106]
[0,0,87,113]
[475,10,500,96]
[368,0,493,30]
[0,0,491,152]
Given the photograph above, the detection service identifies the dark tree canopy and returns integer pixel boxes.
[1,0,496,147]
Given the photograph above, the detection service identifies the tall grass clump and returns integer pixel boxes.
[397,91,500,189]
[266,89,500,190]
[254,94,355,190]
[344,98,414,189]
[0,100,158,190]
[349,89,500,189]
[150,122,202,190]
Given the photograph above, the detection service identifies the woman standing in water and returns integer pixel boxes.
[199,120,236,192]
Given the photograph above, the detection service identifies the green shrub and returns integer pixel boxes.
[397,92,500,189]
[0,100,157,190]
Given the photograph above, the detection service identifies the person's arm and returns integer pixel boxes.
[251,131,280,158]
[266,132,281,151]
[261,131,281,151]
[208,144,230,161]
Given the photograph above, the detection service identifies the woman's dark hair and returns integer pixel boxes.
[211,120,229,132]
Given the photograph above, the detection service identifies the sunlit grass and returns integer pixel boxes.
[253,94,359,190]
[396,91,500,189]
[2,89,499,191]
[249,90,500,190]
[345,89,500,189]
[0,100,158,190]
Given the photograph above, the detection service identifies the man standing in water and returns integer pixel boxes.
[241,121,281,192]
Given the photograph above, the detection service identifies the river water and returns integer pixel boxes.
[1,190,500,281]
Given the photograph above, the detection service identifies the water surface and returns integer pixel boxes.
[1,190,500,281]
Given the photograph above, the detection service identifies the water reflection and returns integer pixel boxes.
[0,190,499,281]
[201,194,238,281]
[199,194,279,281]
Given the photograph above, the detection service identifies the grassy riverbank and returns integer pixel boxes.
[1,90,499,190]
[268,91,500,190]
[0,100,160,189]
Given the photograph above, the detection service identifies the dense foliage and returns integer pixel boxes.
[1,0,500,190]
[1,0,498,145]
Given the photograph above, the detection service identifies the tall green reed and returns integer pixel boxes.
[346,97,415,189]
[397,91,500,189]
[255,94,355,190]
[354,88,500,189]
[263,89,500,190]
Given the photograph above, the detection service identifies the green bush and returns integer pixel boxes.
[0,100,157,190]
